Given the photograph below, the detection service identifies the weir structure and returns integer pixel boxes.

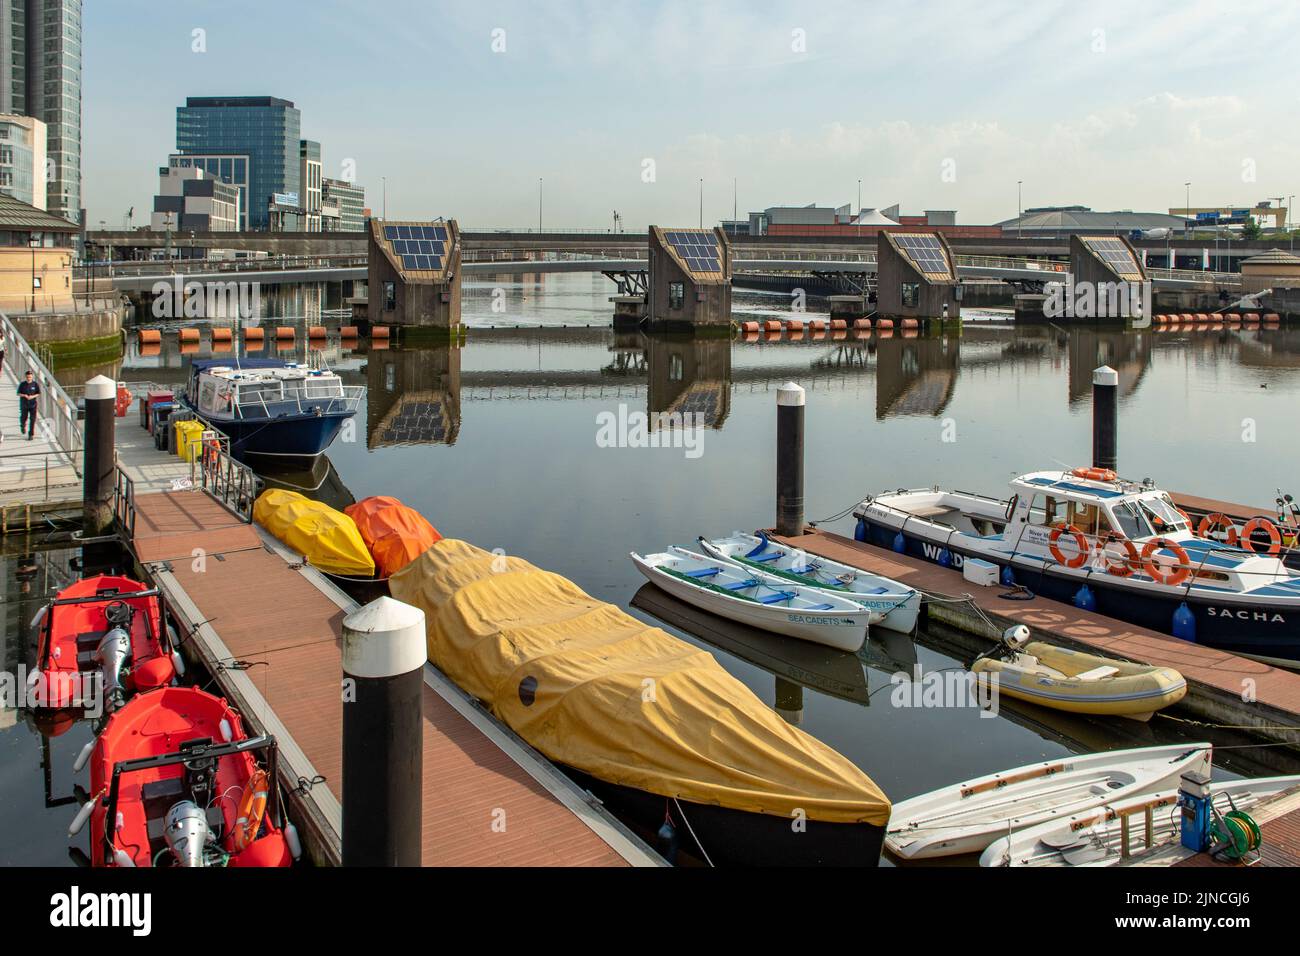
[875,231,961,321]
[645,226,732,331]
[366,219,462,336]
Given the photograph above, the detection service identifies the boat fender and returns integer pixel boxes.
[1172,602,1197,642]
[171,649,186,678]
[656,817,680,863]
[30,605,47,630]
[1072,584,1097,612]
[219,718,233,743]
[72,739,95,774]
[892,531,906,553]
[1000,566,1016,586]
[285,821,303,861]
[938,549,952,568]
[112,848,136,868]
[854,517,867,542]
[67,796,97,837]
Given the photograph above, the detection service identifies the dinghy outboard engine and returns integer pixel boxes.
[95,604,134,712]
[976,624,1031,666]
[164,800,210,867]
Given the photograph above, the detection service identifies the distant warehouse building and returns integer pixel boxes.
[747,203,999,238]
[995,205,1189,237]
[151,165,240,232]
[322,177,366,232]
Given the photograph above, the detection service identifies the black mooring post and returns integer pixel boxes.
[342,597,425,866]
[776,382,805,537]
[1092,365,1118,471]
[82,375,116,536]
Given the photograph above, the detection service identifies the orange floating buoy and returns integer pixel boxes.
[876,318,895,330]
[1153,314,1168,324]
[1048,523,1091,569]
[1239,517,1283,556]
[340,325,359,338]
[275,326,295,340]
[138,329,162,344]
[1179,313,1195,322]
[785,318,804,332]
[243,326,265,340]
[829,319,847,330]
[308,326,327,339]
[1196,512,1238,546]
[852,318,872,330]
[178,328,200,343]
[211,327,232,341]
[763,319,782,333]
[807,319,826,331]
[1141,538,1191,587]
[1263,313,1280,322]
[738,320,760,333]
[1194,313,1209,321]
[371,325,391,339]
[1243,312,1260,322]
[901,318,919,329]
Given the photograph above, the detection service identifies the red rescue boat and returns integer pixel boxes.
[72,686,299,867]
[31,574,179,713]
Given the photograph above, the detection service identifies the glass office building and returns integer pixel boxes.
[0,0,81,223]
[176,96,301,231]
[322,177,366,232]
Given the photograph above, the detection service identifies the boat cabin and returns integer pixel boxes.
[1006,471,1192,542]
[186,360,352,421]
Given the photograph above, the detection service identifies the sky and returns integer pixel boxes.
[83,0,1300,230]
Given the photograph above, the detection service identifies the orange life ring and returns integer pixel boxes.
[232,768,270,853]
[1238,517,1282,556]
[1071,466,1117,483]
[1140,538,1191,587]
[1049,523,1091,568]
[1101,534,1139,577]
[1196,511,1238,545]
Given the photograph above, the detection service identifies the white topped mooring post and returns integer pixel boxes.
[82,375,116,536]
[776,382,805,537]
[341,596,426,866]
[1092,365,1118,472]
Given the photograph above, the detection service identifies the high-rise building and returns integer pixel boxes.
[176,96,300,231]
[298,139,321,232]
[322,176,365,232]
[0,113,46,208]
[151,165,240,233]
[0,1,82,224]
[166,153,250,229]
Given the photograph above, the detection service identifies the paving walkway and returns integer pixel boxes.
[0,360,79,511]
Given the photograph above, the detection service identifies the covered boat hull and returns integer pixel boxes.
[856,516,1300,666]
[563,766,885,866]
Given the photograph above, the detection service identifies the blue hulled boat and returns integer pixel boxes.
[178,358,364,460]
[855,469,1300,667]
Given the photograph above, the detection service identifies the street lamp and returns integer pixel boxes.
[1184,181,1191,238]
[1017,181,1023,240]
[698,178,703,229]
[29,234,39,312]
[538,177,543,234]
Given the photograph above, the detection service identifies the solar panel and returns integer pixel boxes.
[384,226,400,240]
[401,255,421,270]
[433,227,447,241]
[895,234,950,278]
[1083,237,1143,279]
[665,229,722,274]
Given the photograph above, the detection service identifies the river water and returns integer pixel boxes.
[4,273,1300,864]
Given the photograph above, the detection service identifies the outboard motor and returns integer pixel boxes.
[95,628,132,712]
[1002,624,1031,651]
[164,800,210,867]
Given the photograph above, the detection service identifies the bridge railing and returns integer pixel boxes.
[0,310,83,467]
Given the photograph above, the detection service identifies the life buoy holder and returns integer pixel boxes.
[232,768,270,853]
[1071,466,1117,483]
[1049,523,1091,569]
[1238,517,1282,556]
[1196,512,1238,546]
[1101,534,1139,577]
[1140,538,1191,587]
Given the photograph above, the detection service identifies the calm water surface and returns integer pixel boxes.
[6,274,1300,863]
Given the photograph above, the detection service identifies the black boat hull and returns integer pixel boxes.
[562,766,885,866]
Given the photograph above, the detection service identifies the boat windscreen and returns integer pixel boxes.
[1112,501,1154,539]
[1140,495,1189,534]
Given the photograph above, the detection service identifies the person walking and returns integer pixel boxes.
[17,369,40,440]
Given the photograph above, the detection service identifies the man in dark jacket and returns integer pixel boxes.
[17,370,40,440]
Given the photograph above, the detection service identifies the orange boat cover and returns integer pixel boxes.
[344,496,441,576]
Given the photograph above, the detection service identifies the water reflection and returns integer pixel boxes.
[645,334,731,430]
[366,342,462,447]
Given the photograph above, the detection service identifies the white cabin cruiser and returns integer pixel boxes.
[854,468,1300,667]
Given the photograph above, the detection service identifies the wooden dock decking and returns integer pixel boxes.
[1114,789,1300,867]
[772,529,1300,747]
[129,488,661,867]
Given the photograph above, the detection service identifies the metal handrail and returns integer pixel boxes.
[0,309,83,471]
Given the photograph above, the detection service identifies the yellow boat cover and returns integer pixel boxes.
[389,538,889,825]
[253,489,375,577]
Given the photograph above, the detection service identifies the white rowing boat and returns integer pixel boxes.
[698,531,921,634]
[980,774,1300,866]
[630,546,870,651]
[885,743,1212,860]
